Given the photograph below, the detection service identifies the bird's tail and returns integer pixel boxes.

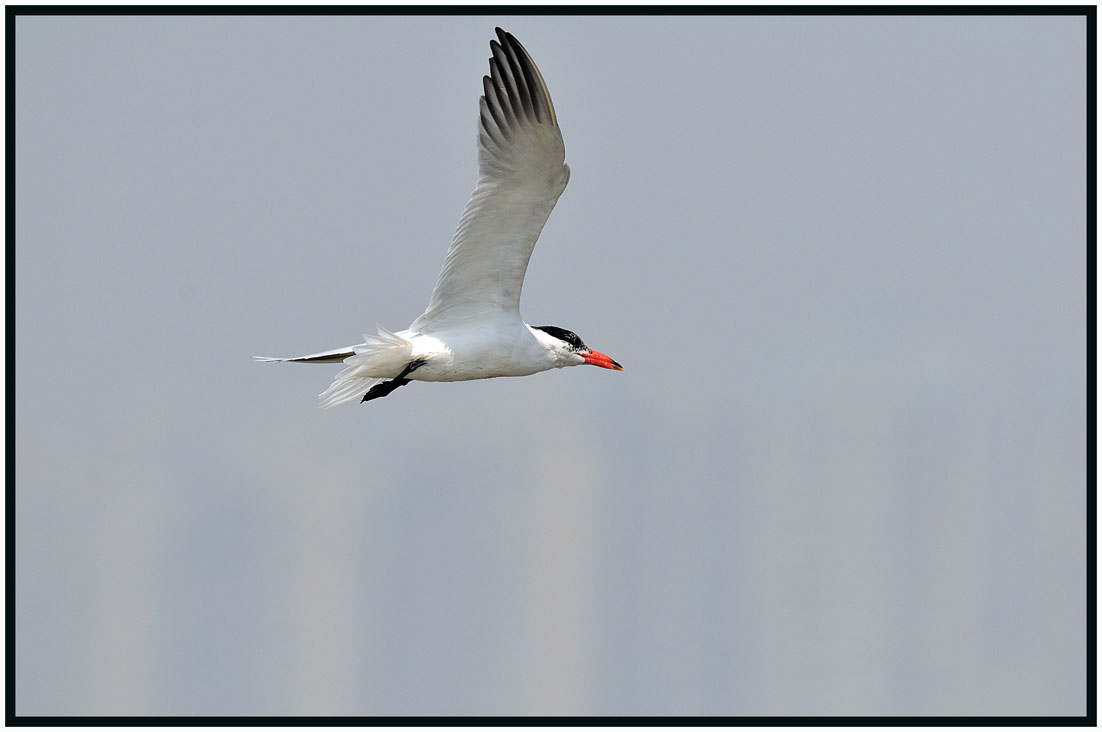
[252,345,357,364]
[317,326,414,409]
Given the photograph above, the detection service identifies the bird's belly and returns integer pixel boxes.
[408,338,547,382]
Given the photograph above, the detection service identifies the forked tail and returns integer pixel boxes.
[317,326,414,409]
[251,345,355,365]
[254,325,415,408]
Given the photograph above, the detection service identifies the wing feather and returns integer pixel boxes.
[411,29,569,332]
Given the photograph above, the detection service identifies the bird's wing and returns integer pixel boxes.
[410,28,569,333]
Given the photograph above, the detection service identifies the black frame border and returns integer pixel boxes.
[5,4,1095,727]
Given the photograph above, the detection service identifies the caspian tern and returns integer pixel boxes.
[255,28,622,408]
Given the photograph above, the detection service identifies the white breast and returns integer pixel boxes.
[405,322,552,382]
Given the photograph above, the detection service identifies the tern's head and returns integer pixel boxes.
[530,325,623,371]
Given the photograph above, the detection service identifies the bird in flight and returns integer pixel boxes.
[255,28,622,408]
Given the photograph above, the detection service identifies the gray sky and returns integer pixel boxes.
[15,14,1087,716]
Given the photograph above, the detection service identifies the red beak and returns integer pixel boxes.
[582,350,624,371]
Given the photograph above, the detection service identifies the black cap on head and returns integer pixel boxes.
[531,325,587,352]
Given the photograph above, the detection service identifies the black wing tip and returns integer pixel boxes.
[490,29,526,68]
[495,28,524,57]
[486,27,554,127]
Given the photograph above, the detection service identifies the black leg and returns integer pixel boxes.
[361,360,426,403]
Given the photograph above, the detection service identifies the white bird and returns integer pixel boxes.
[255,28,622,408]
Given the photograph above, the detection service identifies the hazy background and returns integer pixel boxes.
[15,14,1087,716]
